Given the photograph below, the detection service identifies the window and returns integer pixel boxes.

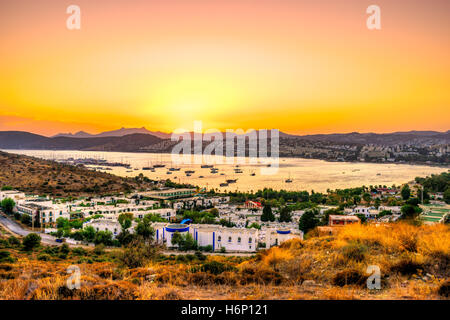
[228,236,232,243]
[218,236,221,242]
[237,237,241,243]
[248,237,252,243]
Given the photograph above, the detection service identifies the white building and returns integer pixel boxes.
[83,218,136,237]
[152,223,302,252]
[0,190,26,202]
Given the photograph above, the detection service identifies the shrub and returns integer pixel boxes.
[0,250,15,263]
[60,243,71,255]
[340,242,367,262]
[332,269,368,287]
[93,244,105,255]
[72,247,87,256]
[8,236,20,246]
[176,255,187,262]
[390,255,424,275]
[118,240,159,268]
[22,233,41,251]
[438,280,450,297]
[195,251,207,261]
[37,253,51,261]
[200,261,233,275]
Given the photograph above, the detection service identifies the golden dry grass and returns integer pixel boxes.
[0,222,448,300]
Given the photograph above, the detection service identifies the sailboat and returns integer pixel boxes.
[285,172,293,183]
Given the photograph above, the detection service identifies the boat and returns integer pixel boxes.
[285,172,293,183]
[153,164,165,168]
[169,167,181,171]
[199,176,204,178]
[220,183,229,187]
[166,171,172,175]
[250,172,256,176]
[186,173,192,177]
[226,179,238,183]
[234,169,243,173]
[185,170,195,174]
[220,173,225,176]
[201,164,214,168]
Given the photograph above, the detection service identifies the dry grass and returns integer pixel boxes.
[0,222,448,300]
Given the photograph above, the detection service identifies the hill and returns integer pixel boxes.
[0,151,155,196]
[0,132,162,152]
[53,127,171,139]
[0,222,448,300]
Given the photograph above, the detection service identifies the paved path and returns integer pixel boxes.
[0,212,73,247]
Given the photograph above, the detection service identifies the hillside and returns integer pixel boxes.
[0,151,155,196]
[0,132,162,152]
[53,127,171,139]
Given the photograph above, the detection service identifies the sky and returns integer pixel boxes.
[0,0,449,136]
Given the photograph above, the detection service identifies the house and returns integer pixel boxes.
[83,219,136,238]
[0,190,26,202]
[328,215,360,226]
[244,201,263,209]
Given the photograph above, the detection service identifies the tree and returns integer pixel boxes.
[82,226,96,242]
[210,208,219,217]
[118,239,160,268]
[21,214,32,226]
[56,217,70,229]
[117,229,134,246]
[400,204,421,220]
[299,209,319,233]
[248,222,261,230]
[444,188,450,204]
[22,233,41,251]
[94,230,113,246]
[174,232,197,251]
[135,219,155,241]
[401,185,411,200]
[355,214,367,223]
[261,205,275,222]
[1,198,15,215]
[279,206,292,222]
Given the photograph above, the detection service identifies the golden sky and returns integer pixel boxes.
[0,0,449,136]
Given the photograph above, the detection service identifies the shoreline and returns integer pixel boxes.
[2,148,449,169]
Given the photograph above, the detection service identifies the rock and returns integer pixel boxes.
[302,280,318,287]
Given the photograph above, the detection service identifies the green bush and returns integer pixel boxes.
[60,243,70,255]
[72,247,87,256]
[22,233,41,251]
[8,236,20,246]
[37,253,51,261]
[200,261,233,275]
[195,251,207,261]
[0,250,15,263]
[93,244,105,255]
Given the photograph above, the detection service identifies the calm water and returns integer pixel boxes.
[6,150,448,193]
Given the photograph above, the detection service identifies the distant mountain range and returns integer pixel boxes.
[53,127,171,139]
[0,131,162,152]
[0,129,448,153]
